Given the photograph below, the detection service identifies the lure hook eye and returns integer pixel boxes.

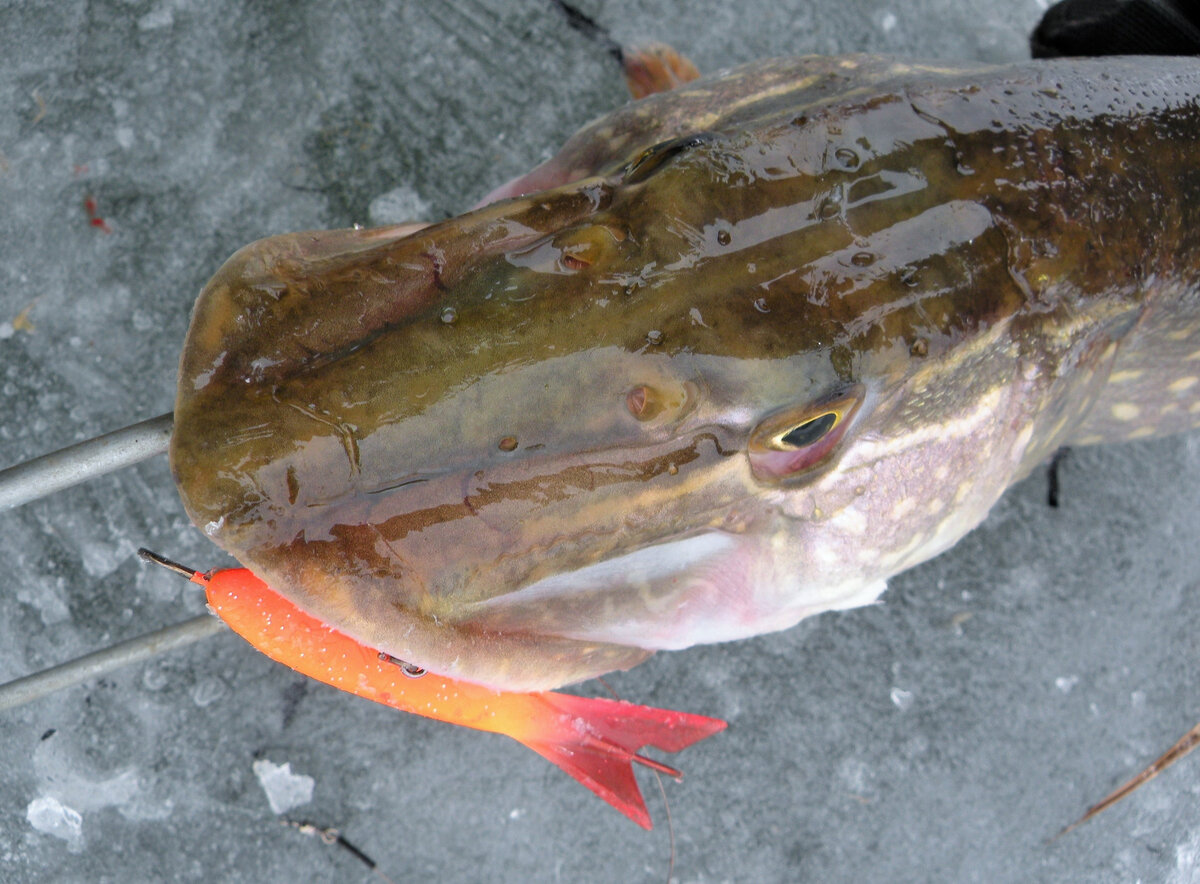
[377,651,427,678]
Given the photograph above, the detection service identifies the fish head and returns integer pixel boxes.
[173,86,1080,691]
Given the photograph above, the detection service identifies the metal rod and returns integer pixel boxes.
[0,613,225,711]
[0,412,174,511]
[0,416,230,710]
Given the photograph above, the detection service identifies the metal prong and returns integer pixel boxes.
[0,412,173,511]
[138,547,198,580]
[0,613,224,712]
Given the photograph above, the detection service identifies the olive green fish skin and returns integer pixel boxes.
[171,55,1200,691]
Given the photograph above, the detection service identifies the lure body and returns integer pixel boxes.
[170,54,1200,694]
[198,566,724,828]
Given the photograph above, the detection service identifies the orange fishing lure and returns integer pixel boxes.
[190,565,726,829]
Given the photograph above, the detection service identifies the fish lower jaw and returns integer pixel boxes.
[667,576,891,649]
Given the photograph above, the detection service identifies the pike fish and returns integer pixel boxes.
[170,53,1200,697]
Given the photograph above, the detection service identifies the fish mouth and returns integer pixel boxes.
[236,520,664,693]
[248,539,660,692]
[212,429,749,692]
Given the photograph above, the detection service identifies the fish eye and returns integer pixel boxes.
[748,388,863,482]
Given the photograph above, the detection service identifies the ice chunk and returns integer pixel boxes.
[1172,829,1200,884]
[252,760,314,814]
[26,796,84,852]
[78,538,125,579]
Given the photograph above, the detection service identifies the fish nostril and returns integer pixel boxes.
[627,385,665,421]
[834,146,860,169]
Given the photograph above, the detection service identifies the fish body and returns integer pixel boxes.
[170,54,1200,692]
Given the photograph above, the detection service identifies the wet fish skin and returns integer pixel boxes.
[171,55,1200,691]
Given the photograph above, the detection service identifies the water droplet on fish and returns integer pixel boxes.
[753,298,770,313]
[910,338,929,357]
[834,147,859,169]
[646,329,664,346]
[668,463,678,475]
[900,267,919,287]
[498,436,518,452]
[716,229,732,246]
[440,306,458,324]
[850,251,874,267]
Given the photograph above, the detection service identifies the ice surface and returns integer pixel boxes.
[253,760,315,815]
[2,2,1199,883]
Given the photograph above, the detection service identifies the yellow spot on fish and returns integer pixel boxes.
[830,505,868,535]
[1168,376,1199,394]
[1128,426,1155,439]
[1190,401,1200,414]
[1109,369,1143,383]
[1111,402,1140,421]
[891,498,916,520]
[1167,327,1195,340]
[813,544,840,566]
[933,464,949,482]
[927,498,945,516]
[1187,350,1200,361]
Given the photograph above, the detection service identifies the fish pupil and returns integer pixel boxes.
[779,412,837,448]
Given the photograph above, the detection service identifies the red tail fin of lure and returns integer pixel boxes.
[519,693,727,829]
